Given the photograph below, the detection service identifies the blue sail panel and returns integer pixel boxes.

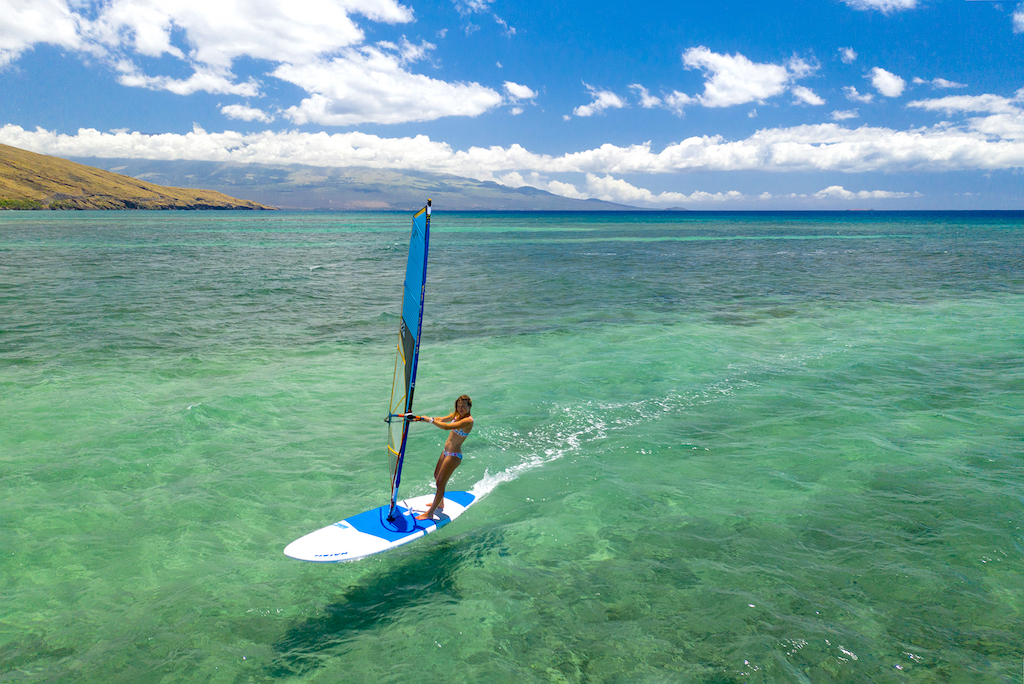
[402,209,428,347]
[388,201,431,519]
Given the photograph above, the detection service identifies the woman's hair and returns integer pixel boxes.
[455,394,472,415]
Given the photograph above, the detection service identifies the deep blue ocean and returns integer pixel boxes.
[1,210,1022,683]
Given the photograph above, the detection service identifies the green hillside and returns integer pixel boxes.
[0,144,273,210]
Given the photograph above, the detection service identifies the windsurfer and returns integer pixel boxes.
[413,395,473,520]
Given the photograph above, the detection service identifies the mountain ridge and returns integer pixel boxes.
[74,157,647,211]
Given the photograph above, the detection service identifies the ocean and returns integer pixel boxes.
[1,210,1022,683]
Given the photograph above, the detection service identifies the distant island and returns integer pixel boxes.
[71,157,640,211]
[0,144,273,210]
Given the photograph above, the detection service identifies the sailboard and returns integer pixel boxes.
[284,200,478,563]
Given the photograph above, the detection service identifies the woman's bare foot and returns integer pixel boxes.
[415,510,435,521]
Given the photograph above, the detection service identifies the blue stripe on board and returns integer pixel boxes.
[445,491,475,507]
[346,505,430,542]
[345,493,473,542]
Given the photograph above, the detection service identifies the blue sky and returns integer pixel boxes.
[1,0,1022,208]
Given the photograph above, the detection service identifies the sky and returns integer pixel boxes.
[1,0,1023,209]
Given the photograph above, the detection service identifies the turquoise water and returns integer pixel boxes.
[1,210,1022,683]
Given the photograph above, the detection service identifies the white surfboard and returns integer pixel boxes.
[283,490,477,563]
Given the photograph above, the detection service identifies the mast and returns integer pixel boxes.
[386,199,431,521]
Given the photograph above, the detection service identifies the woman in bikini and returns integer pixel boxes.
[413,395,473,521]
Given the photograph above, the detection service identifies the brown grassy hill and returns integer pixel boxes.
[0,144,274,210]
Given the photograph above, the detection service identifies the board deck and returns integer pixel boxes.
[284,491,477,563]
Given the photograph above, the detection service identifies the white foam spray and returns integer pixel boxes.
[466,341,839,502]
[469,404,608,500]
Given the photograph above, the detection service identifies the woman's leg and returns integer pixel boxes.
[416,455,460,520]
[431,452,447,510]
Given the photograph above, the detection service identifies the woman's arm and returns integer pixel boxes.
[414,411,456,424]
[429,415,473,432]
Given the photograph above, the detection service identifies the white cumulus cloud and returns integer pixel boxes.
[452,0,515,36]
[4,91,1024,183]
[843,86,874,104]
[869,67,906,97]
[504,82,537,101]
[545,179,588,199]
[663,91,694,115]
[907,90,1024,115]
[907,89,1024,140]
[831,109,860,121]
[913,77,967,89]
[570,83,627,118]
[86,0,412,68]
[792,86,825,106]
[578,174,744,205]
[221,104,274,123]
[673,47,817,109]
[498,171,525,186]
[275,41,503,125]
[116,61,259,96]
[1013,3,1024,33]
[813,185,916,200]
[841,0,917,13]
[0,0,515,125]
[838,47,857,64]
[503,82,536,115]
[629,84,663,109]
[0,0,86,67]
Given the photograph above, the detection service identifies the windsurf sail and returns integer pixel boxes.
[386,199,431,520]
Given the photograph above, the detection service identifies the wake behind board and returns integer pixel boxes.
[284,491,476,563]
